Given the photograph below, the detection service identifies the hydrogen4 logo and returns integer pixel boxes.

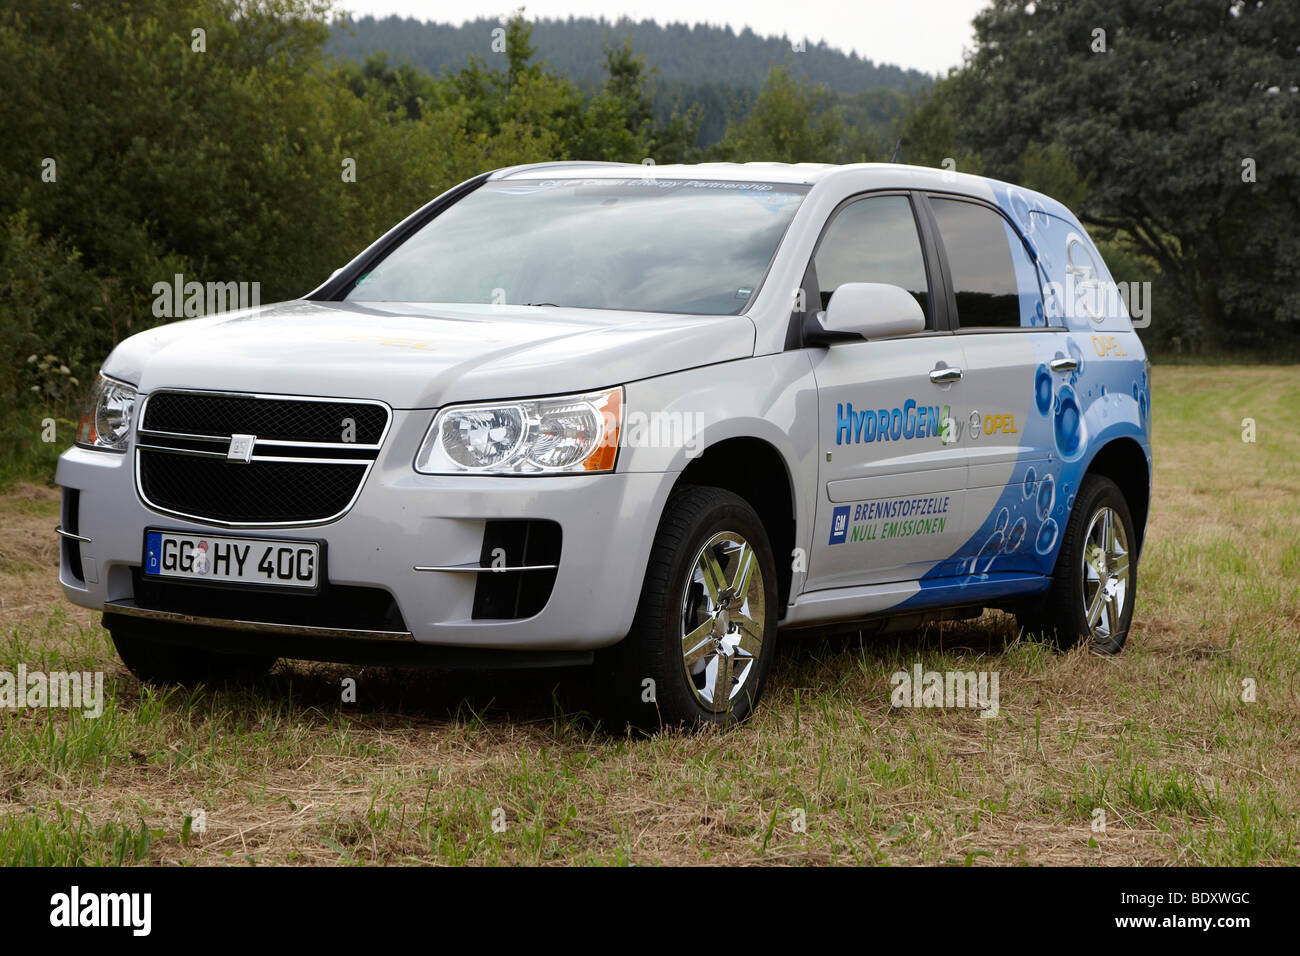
[836,400,945,445]
[837,400,1019,446]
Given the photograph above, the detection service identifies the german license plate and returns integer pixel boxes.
[143,530,320,589]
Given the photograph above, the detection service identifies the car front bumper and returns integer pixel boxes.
[56,410,674,653]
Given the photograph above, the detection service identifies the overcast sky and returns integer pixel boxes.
[332,0,992,75]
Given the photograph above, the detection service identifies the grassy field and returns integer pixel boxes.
[1,364,1297,866]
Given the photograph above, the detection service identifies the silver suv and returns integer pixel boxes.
[57,161,1152,729]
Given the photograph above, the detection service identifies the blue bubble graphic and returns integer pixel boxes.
[1035,518,1059,555]
[1023,467,1038,499]
[1036,473,1056,520]
[1034,365,1052,415]
[1054,385,1083,459]
[977,533,1004,573]
[995,507,1009,534]
[1006,517,1027,552]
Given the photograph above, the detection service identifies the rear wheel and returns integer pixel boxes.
[108,622,276,685]
[593,485,778,732]
[1018,474,1136,654]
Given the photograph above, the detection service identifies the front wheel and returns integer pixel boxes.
[1018,474,1137,654]
[593,485,778,732]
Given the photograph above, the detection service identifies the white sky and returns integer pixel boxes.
[330,0,992,75]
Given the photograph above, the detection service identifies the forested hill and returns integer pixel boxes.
[329,15,931,93]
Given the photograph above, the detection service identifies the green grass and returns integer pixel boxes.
[0,805,154,866]
[0,365,1298,865]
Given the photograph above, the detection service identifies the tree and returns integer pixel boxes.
[943,0,1300,349]
[894,80,982,171]
[711,67,847,163]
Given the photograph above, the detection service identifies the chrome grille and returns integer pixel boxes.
[135,390,391,526]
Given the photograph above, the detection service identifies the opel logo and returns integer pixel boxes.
[227,433,256,464]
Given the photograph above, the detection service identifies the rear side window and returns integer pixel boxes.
[930,197,1042,328]
[813,195,932,326]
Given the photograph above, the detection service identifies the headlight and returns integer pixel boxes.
[415,387,622,475]
[75,374,137,451]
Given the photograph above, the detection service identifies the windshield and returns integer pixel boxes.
[344,178,809,315]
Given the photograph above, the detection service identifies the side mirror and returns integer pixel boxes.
[807,283,925,345]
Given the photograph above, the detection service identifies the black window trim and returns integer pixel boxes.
[790,188,953,349]
[917,190,1063,335]
[308,172,492,302]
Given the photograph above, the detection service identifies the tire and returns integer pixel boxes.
[108,623,276,685]
[592,485,779,732]
[1018,474,1136,654]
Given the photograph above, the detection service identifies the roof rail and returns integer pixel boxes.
[488,160,640,180]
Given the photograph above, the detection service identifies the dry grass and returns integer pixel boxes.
[1,364,1297,865]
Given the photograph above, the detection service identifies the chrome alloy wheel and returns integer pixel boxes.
[679,531,766,713]
[1081,505,1130,644]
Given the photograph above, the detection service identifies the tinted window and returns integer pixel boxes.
[931,198,1040,328]
[345,179,809,315]
[813,195,931,324]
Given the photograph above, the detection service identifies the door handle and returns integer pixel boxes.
[1050,357,1078,372]
[929,366,963,384]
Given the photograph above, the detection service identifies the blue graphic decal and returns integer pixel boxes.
[886,183,1152,614]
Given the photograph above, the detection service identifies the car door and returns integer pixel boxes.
[921,194,1060,576]
[805,193,968,590]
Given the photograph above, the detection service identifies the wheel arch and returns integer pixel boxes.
[1081,436,1151,556]
[674,436,798,617]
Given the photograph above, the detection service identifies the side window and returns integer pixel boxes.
[813,195,932,326]
[930,197,1043,329]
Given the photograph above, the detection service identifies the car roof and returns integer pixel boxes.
[491,160,830,185]
[487,160,1079,224]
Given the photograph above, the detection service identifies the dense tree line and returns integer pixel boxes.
[0,2,676,422]
[331,13,928,146]
[1,0,1294,465]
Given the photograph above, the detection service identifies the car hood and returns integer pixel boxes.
[103,300,755,408]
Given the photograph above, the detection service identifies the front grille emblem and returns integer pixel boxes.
[227,433,256,464]
[136,391,390,524]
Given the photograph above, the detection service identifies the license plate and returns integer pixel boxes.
[143,530,321,589]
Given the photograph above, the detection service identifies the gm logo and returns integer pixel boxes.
[829,505,850,545]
